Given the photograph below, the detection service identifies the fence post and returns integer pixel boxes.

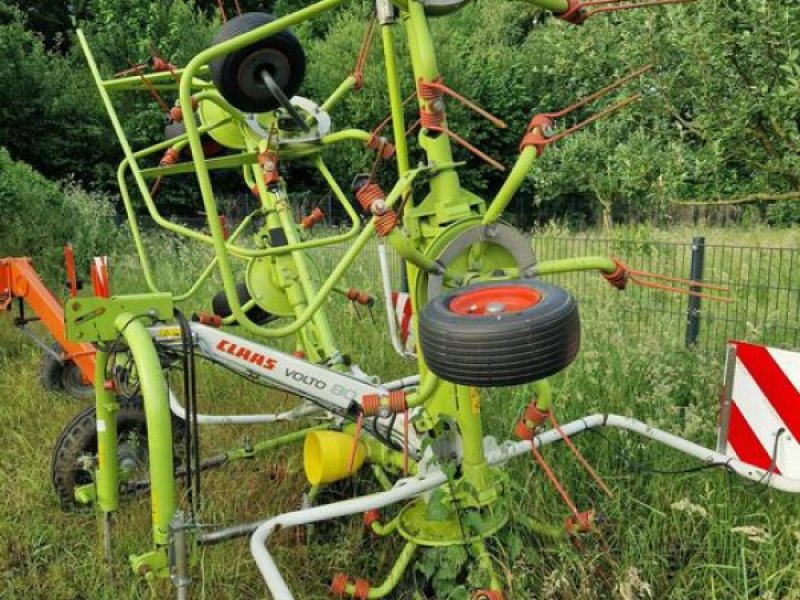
[685,236,706,348]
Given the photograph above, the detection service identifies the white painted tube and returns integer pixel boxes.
[378,242,415,359]
[496,413,800,492]
[251,412,800,600]
[600,414,800,493]
[249,427,572,600]
[168,389,325,426]
[382,375,421,390]
[250,472,448,600]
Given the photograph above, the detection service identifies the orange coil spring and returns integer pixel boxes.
[366,134,396,159]
[374,211,398,237]
[523,403,549,428]
[353,579,370,600]
[330,574,349,597]
[417,78,443,102]
[346,288,371,306]
[364,509,381,529]
[564,510,595,535]
[169,106,185,123]
[258,151,277,168]
[302,208,325,229]
[356,182,385,213]
[419,109,445,130]
[160,148,181,166]
[150,56,176,73]
[388,390,407,413]
[195,312,222,328]
[361,394,381,417]
[514,419,534,441]
[602,259,629,290]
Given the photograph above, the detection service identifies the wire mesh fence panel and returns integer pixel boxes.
[532,235,800,356]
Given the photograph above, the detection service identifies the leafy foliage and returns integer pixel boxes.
[0,148,123,279]
[0,0,798,224]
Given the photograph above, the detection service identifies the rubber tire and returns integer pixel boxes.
[210,12,306,114]
[51,395,185,511]
[39,345,63,392]
[418,279,580,387]
[40,343,94,400]
[211,282,276,326]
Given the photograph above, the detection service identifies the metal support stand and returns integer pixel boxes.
[685,235,706,347]
[102,512,113,564]
[170,511,192,600]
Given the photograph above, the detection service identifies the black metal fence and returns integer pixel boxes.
[532,235,800,355]
[116,221,800,356]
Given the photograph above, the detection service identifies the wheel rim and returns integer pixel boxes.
[449,285,542,316]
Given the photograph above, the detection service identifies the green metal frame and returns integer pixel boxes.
[72,0,636,590]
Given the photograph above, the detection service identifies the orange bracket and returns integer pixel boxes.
[0,257,96,381]
[520,65,653,155]
[302,208,325,230]
[64,244,79,298]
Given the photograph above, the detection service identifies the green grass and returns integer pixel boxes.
[2,226,800,600]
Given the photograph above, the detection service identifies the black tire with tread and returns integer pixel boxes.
[211,282,276,325]
[40,343,94,400]
[418,279,580,387]
[51,395,185,510]
[210,12,306,114]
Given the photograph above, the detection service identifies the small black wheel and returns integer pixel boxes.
[40,343,93,400]
[418,279,580,387]
[51,395,185,511]
[210,12,306,114]
[211,282,276,326]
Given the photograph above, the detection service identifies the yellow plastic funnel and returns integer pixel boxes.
[303,431,366,485]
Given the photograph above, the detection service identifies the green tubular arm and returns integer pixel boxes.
[339,425,417,474]
[116,156,255,299]
[114,313,177,545]
[139,152,256,179]
[322,129,372,145]
[172,0,374,339]
[369,512,400,535]
[94,349,120,513]
[214,167,423,338]
[192,89,248,123]
[81,27,334,262]
[314,156,362,240]
[384,228,441,273]
[240,156,362,259]
[320,75,358,113]
[381,22,410,177]
[365,437,416,474]
[531,255,618,276]
[405,373,440,408]
[370,465,395,491]
[533,379,553,412]
[101,66,212,92]
[483,145,538,225]
[344,542,417,599]
[531,0,569,11]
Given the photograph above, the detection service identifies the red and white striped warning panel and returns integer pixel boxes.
[718,341,800,477]
[391,291,416,354]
